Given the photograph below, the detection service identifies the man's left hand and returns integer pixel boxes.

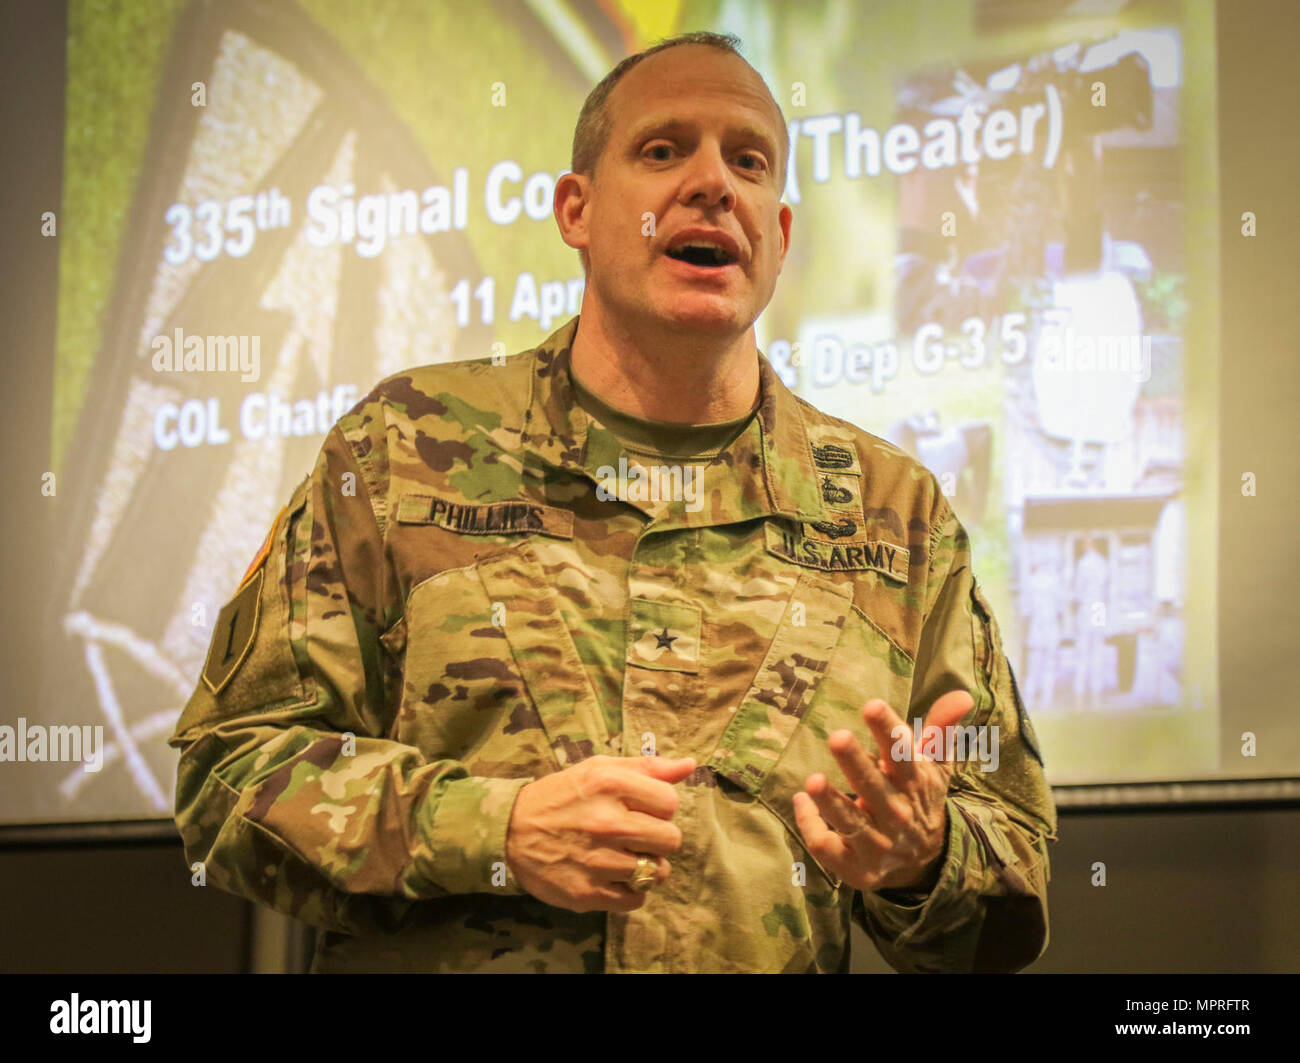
[793,690,974,894]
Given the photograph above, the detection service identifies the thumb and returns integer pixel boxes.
[628,755,697,782]
[920,690,977,764]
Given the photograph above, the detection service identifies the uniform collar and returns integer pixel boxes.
[520,315,828,526]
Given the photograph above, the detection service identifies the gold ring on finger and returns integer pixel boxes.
[629,854,657,892]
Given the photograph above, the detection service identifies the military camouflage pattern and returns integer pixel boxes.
[170,314,1057,973]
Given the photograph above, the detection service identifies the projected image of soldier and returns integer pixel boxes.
[1073,533,1111,710]
[1024,558,1064,711]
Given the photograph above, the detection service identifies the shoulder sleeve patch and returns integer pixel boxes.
[202,568,264,695]
[239,505,286,587]
[971,579,1045,767]
[1007,659,1044,766]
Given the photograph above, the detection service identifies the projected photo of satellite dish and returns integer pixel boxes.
[1031,270,1145,488]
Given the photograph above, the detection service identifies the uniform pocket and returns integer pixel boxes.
[756,598,917,889]
[754,771,842,889]
[397,561,555,777]
[397,539,611,776]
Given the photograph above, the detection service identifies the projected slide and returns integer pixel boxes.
[27,0,1219,824]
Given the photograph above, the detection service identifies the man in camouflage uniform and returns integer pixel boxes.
[171,32,1056,973]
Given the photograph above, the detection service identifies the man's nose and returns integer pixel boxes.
[677,142,735,210]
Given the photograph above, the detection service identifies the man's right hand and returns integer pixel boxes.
[505,754,696,912]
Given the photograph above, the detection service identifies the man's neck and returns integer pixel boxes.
[568,303,760,425]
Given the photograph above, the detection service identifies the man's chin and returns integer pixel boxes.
[653,297,750,335]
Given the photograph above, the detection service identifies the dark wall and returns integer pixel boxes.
[0,839,250,974]
[858,806,1300,973]
[1024,807,1300,974]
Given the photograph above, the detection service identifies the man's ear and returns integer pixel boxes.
[776,202,793,271]
[553,171,591,256]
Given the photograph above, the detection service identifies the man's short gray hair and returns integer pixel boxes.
[570,31,788,184]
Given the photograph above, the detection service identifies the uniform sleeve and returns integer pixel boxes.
[168,416,532,936]
[854,489,1058,973]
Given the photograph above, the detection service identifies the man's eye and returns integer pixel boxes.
[646,144,673,161]
[737,153,767,172]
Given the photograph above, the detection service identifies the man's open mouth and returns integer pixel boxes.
[665,243,737,267]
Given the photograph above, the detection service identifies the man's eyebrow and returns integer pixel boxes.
[626,117,780,160]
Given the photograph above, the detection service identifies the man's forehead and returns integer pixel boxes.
[609,46,783,143]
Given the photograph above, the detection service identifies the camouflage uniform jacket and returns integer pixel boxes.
[170,314,1057,973]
